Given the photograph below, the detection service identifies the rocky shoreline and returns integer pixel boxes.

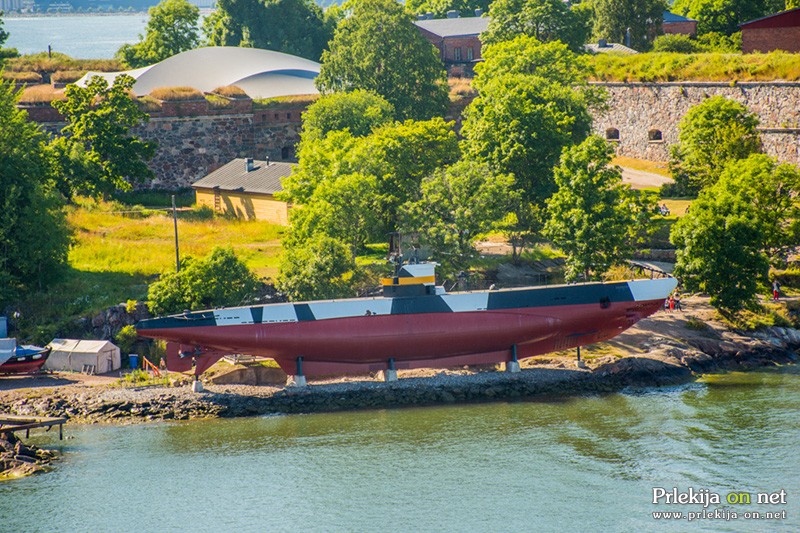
[1,324,798,425]
[0,431,59,480]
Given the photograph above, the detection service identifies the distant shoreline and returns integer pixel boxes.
[4,12,148,18]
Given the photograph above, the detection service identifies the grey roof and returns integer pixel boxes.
[584,42,639,55]
[663,10,697,23]
[192,158,294,195]
[413,16,489,38]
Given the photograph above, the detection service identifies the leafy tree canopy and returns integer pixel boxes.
[483,0,592,52]
[668,95,760,195]
[116,0,200,68]
[672,0,785,36]
[147,247,260,314]
[275,235,362,301]
[401,160,516,276]
[0,11,9,48]
[0,78,71,305]
[49,74,156,199]
[405,0,490,19]
[589,0,668,51]
[205,0,333,61]
[544,135,645,281]
[652,32,742,53]
[282,117,459,236]
[301,90,394,141]
[463,35,597,256]
[316,0,449,121]
[671,154,800,311]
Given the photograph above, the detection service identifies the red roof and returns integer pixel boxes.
[740,8,800,29]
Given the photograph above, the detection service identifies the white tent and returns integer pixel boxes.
[44,339,121,374]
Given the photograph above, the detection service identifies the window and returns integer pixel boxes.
[466,47,474,61]
[605,128,620,141]
[648,129,663,142]
[287,112,292,120]
[281,146,291,160]
[454,47,461,62]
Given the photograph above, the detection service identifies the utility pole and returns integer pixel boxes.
[172,195,180,272]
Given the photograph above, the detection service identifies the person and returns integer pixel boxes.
[773,280,781,301]
[664,298,670,312]
[673,292,683,311]
[668,295,675,311]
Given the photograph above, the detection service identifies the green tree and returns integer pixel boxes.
[316,0,449,121]
[672,0,785,36]
[788,0,800,10]
[669,96,760,195]
[301,90,394,141]
[543,136,643,281]
[590,0,668,51]
[275,235,361,301]
[147,247,259,315]
[402,160,516,275]
[0,78,71,305]
[116,0,200,68]
[205,0,332,61]
[281,117,459,236]
[405,0,491,18]
[483,0,592,52]
[50,74,156,199]
[671,154,800,312]
[286,172,379,258]
[0,11,9,48]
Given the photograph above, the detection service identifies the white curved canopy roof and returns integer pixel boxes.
[77,46,320,99]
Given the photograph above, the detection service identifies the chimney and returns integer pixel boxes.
[245,158,254,172]
[446,10,459,18]
[474,8,482,16]
[425,11,433,19]
[598,38,608,48]
[265,155,270,165]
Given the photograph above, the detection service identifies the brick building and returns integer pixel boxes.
[662,11,698,36]
[740,8,800,53]
[414,12,489,76]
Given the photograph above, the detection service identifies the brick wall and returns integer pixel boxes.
[742,27,800,53]
[593,82,800,166]
[663,21,697,36]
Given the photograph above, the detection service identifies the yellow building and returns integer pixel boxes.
[193,158,293,224]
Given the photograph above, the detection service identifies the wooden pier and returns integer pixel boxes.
[0,414,66,440]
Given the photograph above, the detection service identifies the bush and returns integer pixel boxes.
[18,85,66,104]
[211,85,248,98]
[149,86,204,101]
[652,34,702,54]
[51,70,85,83]
[0,48,20,60]
[2,71,43,83]
[147,247,260,315]
[115,324,138,354]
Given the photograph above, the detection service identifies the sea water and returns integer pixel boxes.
[1,367,799,532]
[4,15,150,58]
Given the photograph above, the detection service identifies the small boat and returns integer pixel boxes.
[0,338,52,375]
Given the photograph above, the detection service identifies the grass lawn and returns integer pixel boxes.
[16,198,286,343]
[612,156,670,177]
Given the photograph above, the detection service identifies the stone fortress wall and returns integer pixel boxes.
[26,81,800,190]
[593,82,800,166]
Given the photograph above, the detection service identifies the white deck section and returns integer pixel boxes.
[261,304,299,323]
[214,308,254,325]
[307,299,393,320]
[627,277,677,302]
[441,292,489,312]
